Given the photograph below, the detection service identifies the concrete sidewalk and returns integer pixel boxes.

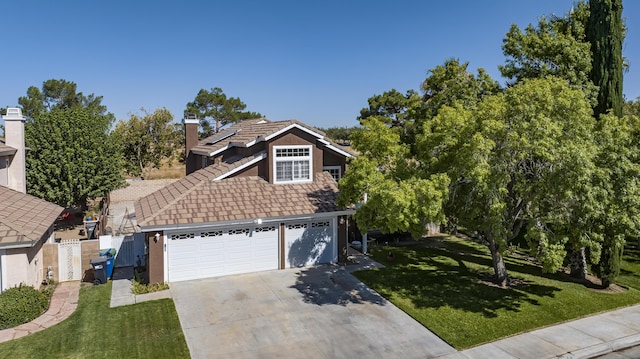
[443,303,640,359]
[0,281,80,343]
[110,266,170,308]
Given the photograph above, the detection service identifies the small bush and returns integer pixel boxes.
[0,285,49,329]
[131,280,169,295]
[131,268,168,295]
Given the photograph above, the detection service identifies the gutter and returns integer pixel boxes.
[138,209,356,232]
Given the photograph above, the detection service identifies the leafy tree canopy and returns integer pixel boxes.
[421,59,501,118]
[113,108,182,179]
[419,76,595,286]
[624,97,640,117]
[18,79,112,121]
[359,89,421,128]
[185,87,261,137]
[25,107,124,207]
[500,2,597,104]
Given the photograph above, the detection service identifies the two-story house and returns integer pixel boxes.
[135,117,356,284]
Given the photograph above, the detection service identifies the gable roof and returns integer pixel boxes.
[190,119,356,158]
[0,138,17,157]
[0,186,64,248]
[134,170,349,231]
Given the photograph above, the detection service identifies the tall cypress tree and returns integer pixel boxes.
[587,0,624,118]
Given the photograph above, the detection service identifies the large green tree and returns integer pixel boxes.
[113,108,182,179]
[185,87,261,137]
[418,77,595,286]
[587,0,624,117]
[337,117,450,239]
[25,107,124,207]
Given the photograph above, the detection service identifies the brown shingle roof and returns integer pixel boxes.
[190,118,357,157]
[0,138,17,157]
[0,186,64,247]
[135,171,343,229]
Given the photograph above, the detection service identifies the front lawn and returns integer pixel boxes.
[0,282,189,359]
[353,236,640,349]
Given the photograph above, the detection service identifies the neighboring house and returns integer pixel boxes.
[0,108,63,292]
[134,117,356,284]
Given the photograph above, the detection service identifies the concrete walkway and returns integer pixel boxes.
[110,266,171,307]
[447,304,640,359]
[0,281,80,343]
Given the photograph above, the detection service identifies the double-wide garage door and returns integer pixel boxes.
[166,220,335,282]
[167,225,279,282]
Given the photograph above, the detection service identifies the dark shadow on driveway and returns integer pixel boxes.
[290,265,386,306]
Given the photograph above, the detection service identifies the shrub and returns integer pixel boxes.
[131,280,169,295]
[131,268,169,295]
[0,285,49,329]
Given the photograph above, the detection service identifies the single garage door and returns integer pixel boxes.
[167,225,278,282]
[284,220,335,268]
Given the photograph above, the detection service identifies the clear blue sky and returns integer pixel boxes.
[1,1,638,129]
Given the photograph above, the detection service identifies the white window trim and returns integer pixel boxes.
[273,145,313,184]
[323,165,341,181]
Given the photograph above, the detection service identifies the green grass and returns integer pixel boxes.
[0,282,189,359]
[354,237,640,349]
[617,240,640,290]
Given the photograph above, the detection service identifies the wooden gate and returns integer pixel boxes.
[58,239,82,281]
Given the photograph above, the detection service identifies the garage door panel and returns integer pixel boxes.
[200,241,225,251]
[167,227,278,282]
[284,221,335,268]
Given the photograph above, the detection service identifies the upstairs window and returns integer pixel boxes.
[323,166,341,181]
[274,145,312,183]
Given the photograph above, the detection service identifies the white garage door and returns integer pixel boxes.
[284,220,335,268]
[167,225,278,282]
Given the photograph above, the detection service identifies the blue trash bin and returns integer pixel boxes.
[99,248,117,279]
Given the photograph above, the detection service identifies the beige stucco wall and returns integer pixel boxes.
[4,245,43,289]
[0,155,9,187]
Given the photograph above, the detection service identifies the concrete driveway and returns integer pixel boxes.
[170,265,457,359]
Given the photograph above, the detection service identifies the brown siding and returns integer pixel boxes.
[147,231,165,284]
[322,149,347,170]
[185,122,199,175]
[231,163,260,178]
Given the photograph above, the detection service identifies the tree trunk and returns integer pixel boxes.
[569,247,588,280]
[487,234,509,287]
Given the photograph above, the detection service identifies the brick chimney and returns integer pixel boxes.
[2,108,26,193]
[183,113,199,175]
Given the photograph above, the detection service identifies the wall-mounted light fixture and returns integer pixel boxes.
[339,217,345,225]
[154,232,160,243]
